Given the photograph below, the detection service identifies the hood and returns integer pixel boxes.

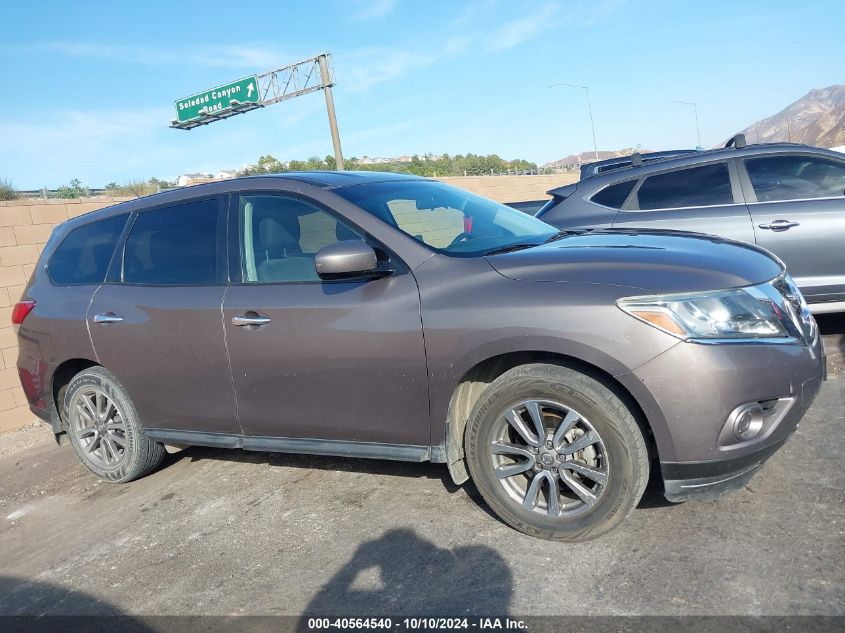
[485,229,784,294]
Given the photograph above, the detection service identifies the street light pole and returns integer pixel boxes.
[671,101,701,149]
[549,83,599,161]
[671,100,702,148]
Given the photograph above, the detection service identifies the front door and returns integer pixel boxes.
[88,196,239,434]
[222,192,430,447]
[740,153,845,303]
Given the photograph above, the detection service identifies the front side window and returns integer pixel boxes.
[48,214,128,285]
[636,163,733,210]
[335,180,557,255]
[240,194,364,283]
[745,155,845,202]
[591,179,636,209]
[123,198,223,285]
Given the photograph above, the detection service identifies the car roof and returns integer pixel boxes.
[580,149,702,178]
[243,170,426,188]
[551,143,845,195]
[58,171,428,229]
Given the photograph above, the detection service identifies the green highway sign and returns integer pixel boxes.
[174,75,260,123]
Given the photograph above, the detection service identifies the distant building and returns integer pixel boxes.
[177,173,215,186]
[215,170,239,180]
[358,154,416,165]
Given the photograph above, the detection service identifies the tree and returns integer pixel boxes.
[235,152,537,178]
[148,177,176,190]
[55,178,89,199]
[257,155,284,173]
[0,179,18,201]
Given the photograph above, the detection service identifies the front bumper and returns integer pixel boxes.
[616,319,825,503]
[662,437,789,502]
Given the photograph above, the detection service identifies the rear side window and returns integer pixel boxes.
[745,155,845,202]
[591,180,636,208]
[636,163,733,210]
[123,198,223,285]
[48,214,128,285]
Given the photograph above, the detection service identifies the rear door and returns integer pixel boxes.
[738,153,845,303]
[222,192,430,447]
[612,160,756,243]
[88,196,239,434]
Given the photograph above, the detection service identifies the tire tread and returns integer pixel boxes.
[64,366,165,483]
[464,362,649,541]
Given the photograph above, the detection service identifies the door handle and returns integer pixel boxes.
[231,314,271,327]
[93,313,123,324]
[758,219,799,231]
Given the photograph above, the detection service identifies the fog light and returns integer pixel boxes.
[731,403,764,440]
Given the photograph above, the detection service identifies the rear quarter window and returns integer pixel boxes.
[591,180,637,208]
[47,214,129,285]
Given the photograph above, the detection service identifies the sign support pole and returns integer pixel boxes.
[318,53,345,171]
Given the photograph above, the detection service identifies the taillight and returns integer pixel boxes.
[11,300,36,325]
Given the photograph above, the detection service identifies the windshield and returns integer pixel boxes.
[335,180,558,256]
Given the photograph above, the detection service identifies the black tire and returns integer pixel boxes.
[465,363,649,541]
[64,366,165,483]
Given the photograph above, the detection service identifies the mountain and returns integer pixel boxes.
[730,85,845,148]
[543,149,650,170]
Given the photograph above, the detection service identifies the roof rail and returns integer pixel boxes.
[725,133,747,149]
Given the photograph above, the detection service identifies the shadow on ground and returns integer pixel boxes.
[298,528,512,621]
[0,577,153,631]
[816,313,844,350]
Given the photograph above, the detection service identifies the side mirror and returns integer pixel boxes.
[315,240,381,279]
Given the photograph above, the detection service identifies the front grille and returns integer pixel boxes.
[771,274,816,343]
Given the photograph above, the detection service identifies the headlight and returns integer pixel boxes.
[617,285,789,341]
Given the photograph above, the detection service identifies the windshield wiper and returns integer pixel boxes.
[484,230,589,255]
[483,243,539,256]
[543,229,588,243]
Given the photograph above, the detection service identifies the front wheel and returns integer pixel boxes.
[64,366,165,483]
[465,363,649,541]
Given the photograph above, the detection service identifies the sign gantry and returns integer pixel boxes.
[170,53,344,170]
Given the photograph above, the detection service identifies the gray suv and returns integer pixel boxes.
[14,172,825,541]
[537,142,845,313]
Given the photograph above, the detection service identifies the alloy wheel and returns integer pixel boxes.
[489,399,609,517]
[69,387,128,469]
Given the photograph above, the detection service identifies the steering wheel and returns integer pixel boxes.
[448,232,473,248]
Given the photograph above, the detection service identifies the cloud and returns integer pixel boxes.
[344,119,417,144]
[0,107,178,187]
[41,41,287,70]
[580,0,627,26]
[336,47,437,92]
[350,0,397,21]
[485,3,560,52]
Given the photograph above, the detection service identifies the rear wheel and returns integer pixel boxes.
[64,366,164,483]
[465,363,649,541]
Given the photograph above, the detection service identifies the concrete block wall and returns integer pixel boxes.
[0,197,132,432]
[0,174,577,433]
[439,174,577,202]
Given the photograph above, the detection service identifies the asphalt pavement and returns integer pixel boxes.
[0,317,842,617]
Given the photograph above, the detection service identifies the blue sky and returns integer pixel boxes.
[2,0,843,188]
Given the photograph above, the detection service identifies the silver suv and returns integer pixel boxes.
[538,141,845,313]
